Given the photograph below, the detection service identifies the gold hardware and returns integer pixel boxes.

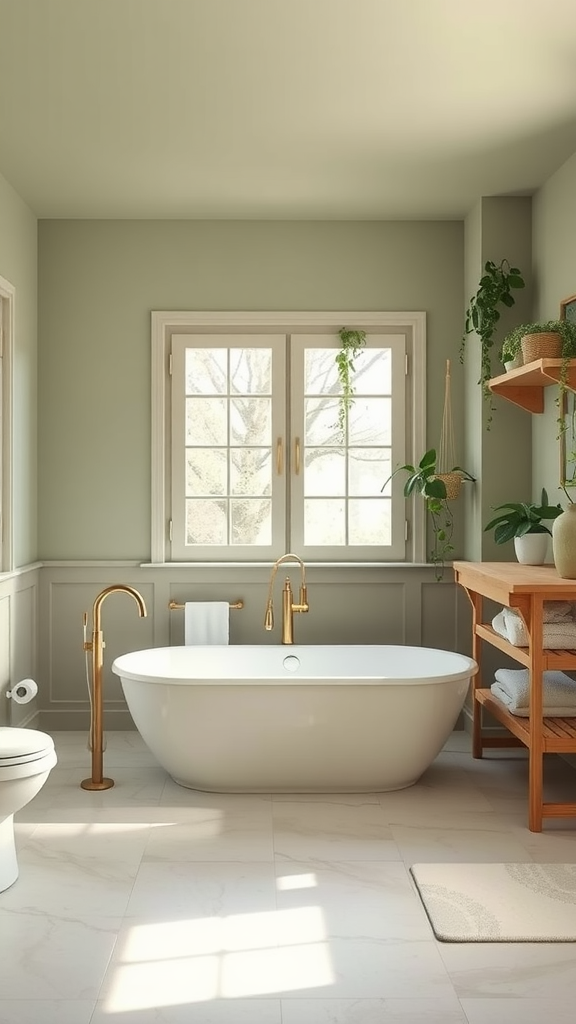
[81,585,147,792]
[168,600,243,611]
[264,553,309,645]
[294,437,301,475]
[276,437,283,475]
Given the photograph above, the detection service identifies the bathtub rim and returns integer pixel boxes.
[112,644,478,687]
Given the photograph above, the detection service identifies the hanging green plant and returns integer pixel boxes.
[461,259,525,410]
[336,328,366,437]
[382,448,475,580]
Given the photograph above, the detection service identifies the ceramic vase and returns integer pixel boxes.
[514,533,549,565]
[552,504,576,578]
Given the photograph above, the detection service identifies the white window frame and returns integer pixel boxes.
[170,332,287,561]
[0,275,14,573]
[289,331,407,560]
[151,311,426,565]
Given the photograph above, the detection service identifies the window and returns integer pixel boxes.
[151,312,426,564]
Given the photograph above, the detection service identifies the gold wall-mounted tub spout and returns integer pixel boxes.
[81,585,147,791]
[264,553,309,644]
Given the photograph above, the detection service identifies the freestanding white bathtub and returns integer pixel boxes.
[112,645,477,793]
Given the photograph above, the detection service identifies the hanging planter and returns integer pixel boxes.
[436,360,464,501]
[381,362,475,579]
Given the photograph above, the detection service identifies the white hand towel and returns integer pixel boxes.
[491,667,576,716]
[184,602,229,645]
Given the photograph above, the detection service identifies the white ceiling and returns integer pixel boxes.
[1,0,576,220]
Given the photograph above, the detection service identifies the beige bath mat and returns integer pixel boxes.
[410,863,576,941]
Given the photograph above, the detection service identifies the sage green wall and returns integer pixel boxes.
[38,219,464,560]
[462,197,533,562]
[533,151,576,506]
[0,170,38,567]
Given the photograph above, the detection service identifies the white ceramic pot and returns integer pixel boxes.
[504,354,523,372]
[514,532,549,565]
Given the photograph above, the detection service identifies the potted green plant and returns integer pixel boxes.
[461,259,525,400]
[500,319,576,367]
[484,488,562,564]
[335,328,366,438]
[382,448,475,580]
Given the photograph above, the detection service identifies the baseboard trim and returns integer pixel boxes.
[39,709,136,731]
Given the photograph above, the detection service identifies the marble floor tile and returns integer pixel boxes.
[441,731,472,753]
[272,799,400,861]
[91,997,282,1022]
[461,998,576,1024]
[123,859,278,920]
[280,996,468,1024]
[1,842,139,916]
[0,913,120,999]
[234,938,456,999]
[100,935,454,1002]
[390,816,535,864]
[0,1001,95,1024]
[275,860,431,940]
[142,809,275,862]
[27,820,152,864]
[16,765,168,815]
[438,942,576,999]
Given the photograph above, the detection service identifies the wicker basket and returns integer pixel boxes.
[436,472,462,501]
[521,331,562,363]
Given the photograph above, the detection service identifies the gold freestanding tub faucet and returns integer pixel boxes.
[81,585,147,791]
[264,553,309,644]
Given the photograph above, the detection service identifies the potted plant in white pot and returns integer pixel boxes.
[484,489,563,565]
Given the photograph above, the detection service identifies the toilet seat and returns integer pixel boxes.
[0,727,55,767]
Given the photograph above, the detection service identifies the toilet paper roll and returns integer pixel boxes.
[8,678,38,704]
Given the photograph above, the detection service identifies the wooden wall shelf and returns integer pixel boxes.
[488,358,576,413]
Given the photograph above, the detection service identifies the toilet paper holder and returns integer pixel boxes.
[6,678,38,704]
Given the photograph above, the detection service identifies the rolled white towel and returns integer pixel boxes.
[491,667,576,717]
[492,610,508,640]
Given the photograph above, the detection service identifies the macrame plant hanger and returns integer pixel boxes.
[436,359,462,500]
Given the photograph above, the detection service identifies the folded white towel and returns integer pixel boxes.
[491,667,576,717]
[492,608,576,649]
[543,601,574,623]
[184,602,229,645]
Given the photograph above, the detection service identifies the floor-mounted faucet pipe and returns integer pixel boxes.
[81,585,147,791]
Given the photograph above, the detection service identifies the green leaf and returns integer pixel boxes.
[419,449,437,469]
[494,522,517,544]
[425,478,447,499]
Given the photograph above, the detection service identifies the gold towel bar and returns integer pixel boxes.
[168,600,244,611]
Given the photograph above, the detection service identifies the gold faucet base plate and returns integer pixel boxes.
[80,778,114,791]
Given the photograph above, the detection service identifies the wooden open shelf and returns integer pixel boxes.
[488,358,576,413]
[453,561,576,831]
[476,689,576,753]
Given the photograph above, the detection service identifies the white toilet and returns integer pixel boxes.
[0,727,57,892]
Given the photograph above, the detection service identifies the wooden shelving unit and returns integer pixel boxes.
[453,561,576,832]
[488,358,576,413]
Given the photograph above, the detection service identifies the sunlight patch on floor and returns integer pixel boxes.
[105,910,333,1011]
